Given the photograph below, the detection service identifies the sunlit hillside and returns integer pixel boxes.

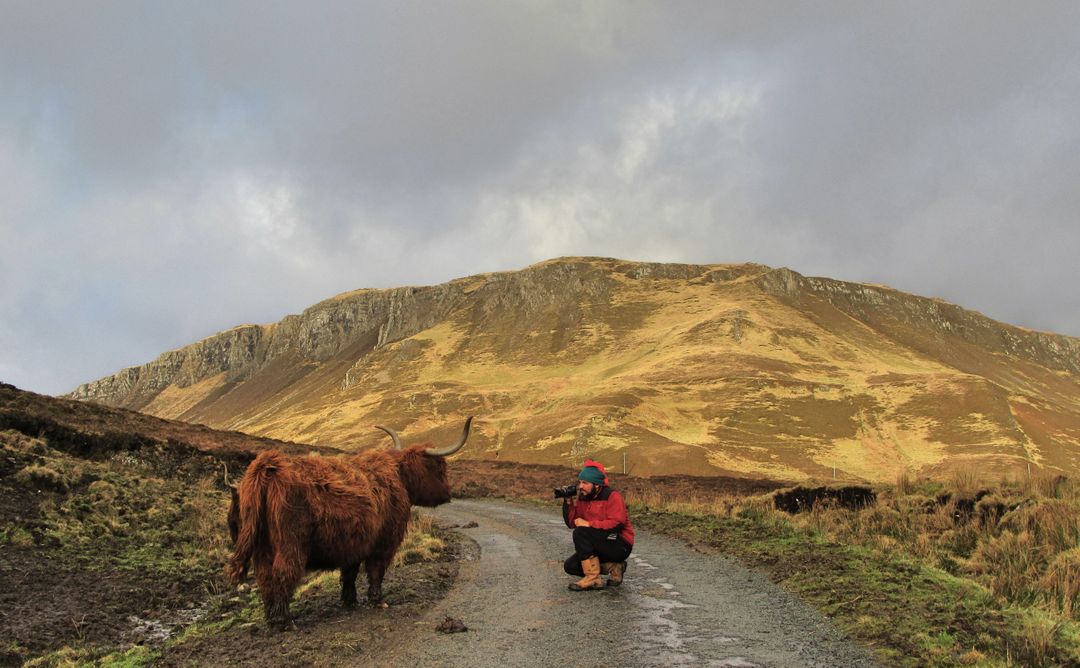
[70,257,1080,481]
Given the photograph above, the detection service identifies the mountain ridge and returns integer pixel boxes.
[68,257,1080,480]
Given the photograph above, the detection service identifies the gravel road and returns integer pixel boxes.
[374,499,877,668]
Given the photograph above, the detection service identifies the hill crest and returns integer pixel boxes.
[68,257,1080,481]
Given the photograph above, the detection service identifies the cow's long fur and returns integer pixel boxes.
[225,445,451,624]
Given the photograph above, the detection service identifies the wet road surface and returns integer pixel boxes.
[374,499,877,668]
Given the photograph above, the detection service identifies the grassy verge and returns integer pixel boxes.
[627,475,1080,667]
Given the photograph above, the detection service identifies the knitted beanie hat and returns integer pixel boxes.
[578,465,606,485]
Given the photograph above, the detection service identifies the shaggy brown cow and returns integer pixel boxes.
[225,417,473,624]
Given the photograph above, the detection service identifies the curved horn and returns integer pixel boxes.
[223,462,233,488]
[425,416,474,457]
[375,424,404,450]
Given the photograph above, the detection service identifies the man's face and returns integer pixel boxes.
[577,480,596,497]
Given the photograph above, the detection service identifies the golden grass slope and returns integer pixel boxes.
[69,257,1080,481]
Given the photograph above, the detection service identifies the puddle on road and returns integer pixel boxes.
[632,555,658,571]
[627,553,758,666]
[632,595,700,665]
[479,532,522,558]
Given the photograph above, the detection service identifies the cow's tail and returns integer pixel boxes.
[225,452,282,585]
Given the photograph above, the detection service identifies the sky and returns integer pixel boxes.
[2,2,1080,396]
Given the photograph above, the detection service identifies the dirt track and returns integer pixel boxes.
[370,499,877,668]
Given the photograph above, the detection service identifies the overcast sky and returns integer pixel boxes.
[3,2,1080,395]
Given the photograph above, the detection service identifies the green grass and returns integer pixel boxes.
[632,503,1080,667]
[25,643,162,668]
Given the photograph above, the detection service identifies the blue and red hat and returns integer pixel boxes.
[578,459,608,485]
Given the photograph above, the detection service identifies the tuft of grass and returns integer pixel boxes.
[949,469,980,496]
[25,643,162,668]
[1018,613,1065,668]
[966,530,1044,604]
[394,510,447,566]
[15,463,74,491]
[895,468,911,497]
[22,646,87,668]
[1041,549,1080,618]
[0,523,35,547]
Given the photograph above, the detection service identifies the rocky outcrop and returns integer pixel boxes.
[756,267,1080,374]
[69,283,470,408]
[69,326,264,408]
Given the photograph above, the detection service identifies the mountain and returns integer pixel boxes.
[68,257,1080,481]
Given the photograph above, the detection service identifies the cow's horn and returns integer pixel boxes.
[425,416,473,457]
[375,424,404,450]
[223,462,233,488]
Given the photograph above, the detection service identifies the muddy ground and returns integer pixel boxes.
[0,545,212,664]
[156,530,468,667]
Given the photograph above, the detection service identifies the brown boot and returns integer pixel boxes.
[568,556,604,591]
[604,561,627,587]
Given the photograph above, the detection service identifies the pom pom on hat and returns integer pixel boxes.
[583,459,609,484]
[578,459,608,485]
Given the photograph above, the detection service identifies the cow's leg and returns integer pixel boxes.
[341,563,360,608]
[365,555,392,605]
[254,551,291,626]
[366,519,409,606]
[255,547,304,627]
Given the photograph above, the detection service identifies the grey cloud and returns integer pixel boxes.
[2,2,1080,395]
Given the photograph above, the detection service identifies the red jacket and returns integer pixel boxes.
[564,487,635,545]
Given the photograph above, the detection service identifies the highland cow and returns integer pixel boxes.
[225,417,473,624]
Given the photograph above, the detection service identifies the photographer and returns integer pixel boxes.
[561,460,634,591]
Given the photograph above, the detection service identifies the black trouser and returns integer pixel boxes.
[563,527,633,576]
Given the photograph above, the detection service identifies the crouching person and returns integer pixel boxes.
[562,460,635,591]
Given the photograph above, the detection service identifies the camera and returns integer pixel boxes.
[553,483,578,499]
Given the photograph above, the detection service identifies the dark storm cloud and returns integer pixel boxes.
[2,2,1079,394]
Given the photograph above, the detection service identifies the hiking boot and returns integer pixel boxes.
[568,556,604,591]
[604,561,627,587]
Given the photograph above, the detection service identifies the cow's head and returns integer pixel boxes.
[377,417,473,507]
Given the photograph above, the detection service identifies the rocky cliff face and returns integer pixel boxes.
[67,257,1080,481]
[756,267,1080,374]
[69,281,473,409]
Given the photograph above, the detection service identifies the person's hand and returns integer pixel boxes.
[574,518,590,527]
